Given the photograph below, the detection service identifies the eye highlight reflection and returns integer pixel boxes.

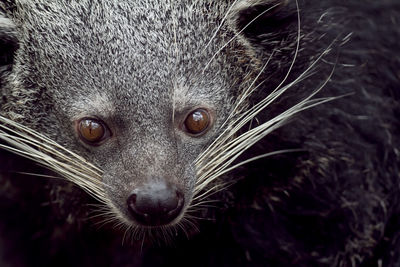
[183,109,211,136]
[77,118,110,145]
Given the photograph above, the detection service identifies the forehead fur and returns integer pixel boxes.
[9,0,250,115]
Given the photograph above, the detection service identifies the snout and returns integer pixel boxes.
[126,180,185,226]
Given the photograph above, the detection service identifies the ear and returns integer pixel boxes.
[229,0,297,50]
[0,13,18,74]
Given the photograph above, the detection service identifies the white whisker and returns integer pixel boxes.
[202,3,282,73]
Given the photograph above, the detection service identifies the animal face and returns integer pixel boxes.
[1,0,267,228]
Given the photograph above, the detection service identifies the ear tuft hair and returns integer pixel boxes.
[0,13,18,71]
[230,0,296,43]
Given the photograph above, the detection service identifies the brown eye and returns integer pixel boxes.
[78,118,108,144]
[184,109,211,135]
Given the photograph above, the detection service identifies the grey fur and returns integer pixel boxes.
[0,0,261,226]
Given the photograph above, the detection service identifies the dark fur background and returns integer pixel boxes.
[1,0,400,266]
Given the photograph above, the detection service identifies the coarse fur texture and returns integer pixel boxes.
[0,0,400,266]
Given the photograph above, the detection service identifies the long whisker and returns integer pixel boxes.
[0,116,108,203]
[191,0,347,212]
[202,3,282,73]
[202,0,240,52]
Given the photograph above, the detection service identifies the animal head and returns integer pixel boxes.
[0,0,320,232]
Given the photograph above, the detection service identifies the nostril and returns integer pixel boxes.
[171,190,184,215]
[126,182,184,226]
[126,193,139,216]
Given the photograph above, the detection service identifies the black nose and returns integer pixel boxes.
[126,181,184,226]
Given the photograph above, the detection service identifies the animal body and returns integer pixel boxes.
[0,0,399,266]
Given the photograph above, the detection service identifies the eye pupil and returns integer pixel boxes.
[185,109,210,135]
[79,119,105,143]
